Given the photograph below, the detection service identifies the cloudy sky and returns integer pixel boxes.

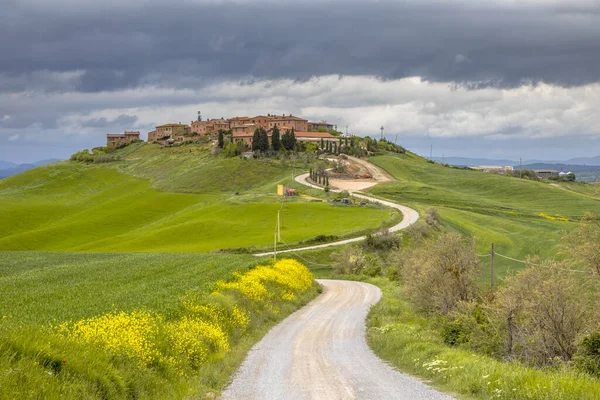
[2,0,600,163]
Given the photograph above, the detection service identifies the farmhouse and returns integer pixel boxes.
[148,123,191,142]
[469,165,514,175]
[535,169,559,179]
[106,131,140,148]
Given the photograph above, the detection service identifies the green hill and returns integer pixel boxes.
[0,143,394,252]
[368,152,600,281]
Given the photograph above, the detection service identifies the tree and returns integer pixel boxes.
[271,124,281,151]
[252,127,269,152]
[401,232,481,315]
[320,138,324,150]
[562,212,600,276]
[282,128,297,151]
[218,130,224,148]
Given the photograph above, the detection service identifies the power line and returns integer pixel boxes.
[493,252,587,274]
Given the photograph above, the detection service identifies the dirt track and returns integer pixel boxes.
[221,280,452,400]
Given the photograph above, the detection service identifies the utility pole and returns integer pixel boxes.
[442,153,445,164]
[274,230,277,260]
[394,134,398,144]
[490,243,495,290]
[519,157,522,181]
[380,125,384,140]
[277,211,281,241]
[430,144,433,161]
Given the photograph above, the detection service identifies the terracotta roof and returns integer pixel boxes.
[270,115,307,122]
[156,123,187,128]
[107,134,126,138]
[227,117,250,121]
[233,131,272,138]
[308,121,333,126]
[124,131,140,135]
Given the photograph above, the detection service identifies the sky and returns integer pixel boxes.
[1,0,600,163]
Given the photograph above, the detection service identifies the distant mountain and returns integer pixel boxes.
[0,161,17,169]
[0,159,62,179]
[564,155,600,166]
[432,156,517,166]
[520,163,600,172]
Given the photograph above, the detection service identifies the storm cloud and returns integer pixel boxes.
[3,0,600,91]
[2,0,600,163]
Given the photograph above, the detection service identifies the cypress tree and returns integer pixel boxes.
[271,124,281,151]
[320,138,324,150]
[218,130,224,148]
[259,128,269,152]
[251,128,261,151]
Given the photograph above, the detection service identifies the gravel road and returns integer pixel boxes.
[221,279,452,400]
[254,164,419,256]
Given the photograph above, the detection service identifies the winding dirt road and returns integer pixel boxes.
[254,158,419,256]
[221,280,452,400]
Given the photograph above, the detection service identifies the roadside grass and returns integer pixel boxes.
[0,251,319,398]
[368,153,600,279]
[367,278,600,400]
[0,160,392,252]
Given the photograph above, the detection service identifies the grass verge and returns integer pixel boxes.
[367,278,600,400]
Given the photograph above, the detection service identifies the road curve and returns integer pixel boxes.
[254,170,419,256]
[221,279,452,400]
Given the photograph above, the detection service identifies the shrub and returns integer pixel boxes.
[331,246,366,274]
[488,260,595,365]
[574,332,600,377]
[363,229,401,251]
[401,233,481,315]
[425,208,441,227]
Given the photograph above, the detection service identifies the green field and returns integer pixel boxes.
[368,153,600,281]
[0,144,394,252]
[0,251,318,398]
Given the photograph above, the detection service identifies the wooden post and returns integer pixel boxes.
[490,243,495,290]
[274,230,277,261]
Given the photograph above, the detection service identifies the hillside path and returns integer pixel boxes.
[254,157,418,256]
[221,279,452,400]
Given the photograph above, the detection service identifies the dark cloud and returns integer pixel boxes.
[1,1,599,93]
[80,114,138,128]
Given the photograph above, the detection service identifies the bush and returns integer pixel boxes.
[401,233,481,315]
[425,208,441,227]
[331,246,366,274]
[574,333,600,377]
[363,229,401,251]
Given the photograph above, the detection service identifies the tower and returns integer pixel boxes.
[197,111,202,122]
[380,125,384,140]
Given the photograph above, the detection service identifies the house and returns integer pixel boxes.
[308,121,335,131]
[232,130,269,145]
[190,120,214,135]
[228,117,251,128]
[293,131,337,145]
[232,130,337,148]
[268,114,308,132]
[534,169,559,179]
[106,131,140,148]
[148,123,191,143]
[469,165,514,175]
[208,118,230,131]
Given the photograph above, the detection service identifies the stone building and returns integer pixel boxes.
[106,131,140,148]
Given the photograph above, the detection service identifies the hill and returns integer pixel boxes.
[368,152,600,282]
[0,143,394,252]
[0,159,61,179]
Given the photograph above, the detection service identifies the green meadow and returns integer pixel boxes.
[368,152,600,281]
[0,143,394,252]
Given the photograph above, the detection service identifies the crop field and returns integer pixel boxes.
[0,251,318,398]
[369,153,600,281]
[0,152,393,252]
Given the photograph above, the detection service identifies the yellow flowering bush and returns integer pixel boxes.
[59,310,162,364]
[167,317,229,367]
[58,259,313,372]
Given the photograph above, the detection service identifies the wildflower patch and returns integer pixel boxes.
[58,259,314,372]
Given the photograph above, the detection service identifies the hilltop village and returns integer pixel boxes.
[106,113,340,149]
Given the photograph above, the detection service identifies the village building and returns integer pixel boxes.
[228,117,251,128]
[148,123,191,143]
[308,121,335,131]
[231,124,258,136]
[208,118,230,131]
[232,130,336,147]
[106,131,140,148]
[469,165,514,174]
[268,115,308,132]
[190,120,214,135]
[534,169,559,179]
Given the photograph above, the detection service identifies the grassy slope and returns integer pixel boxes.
[0,252,263,324]
[369,152,600,281]
[0,144,393,252]
[0,251,319,398]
